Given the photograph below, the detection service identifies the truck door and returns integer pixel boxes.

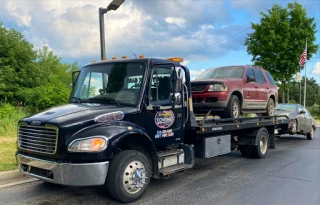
[144,66,184,147]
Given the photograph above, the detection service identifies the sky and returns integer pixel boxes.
[1,0,320,82]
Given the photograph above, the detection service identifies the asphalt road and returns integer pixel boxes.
[1,128,319,205]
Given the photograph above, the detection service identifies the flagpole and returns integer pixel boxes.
[303,38,307,107]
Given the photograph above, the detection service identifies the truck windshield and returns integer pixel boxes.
[71,62,146,106]
[196,66,244,80]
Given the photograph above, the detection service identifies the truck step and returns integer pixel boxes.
[157,149,183,158]
[159,163,193,176]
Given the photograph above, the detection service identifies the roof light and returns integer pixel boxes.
[166,57,184,62]
[122,56,127,59]
[102,57,107,60]
[139,54,144,58]
[92,60,97,62]
[112,56,117,60]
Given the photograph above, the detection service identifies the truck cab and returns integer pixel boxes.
[16,57,193,202]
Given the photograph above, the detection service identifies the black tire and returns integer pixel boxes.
[251,128,269,159]
[106,150,150,203]
[306,127,315,140]
[239,145,252,158]
[223,95,240,118]
[264,98,275,116]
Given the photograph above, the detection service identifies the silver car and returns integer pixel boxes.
[275,103,316,140]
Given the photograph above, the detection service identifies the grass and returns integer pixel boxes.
[0,104,28,171]
[0,137,17,172]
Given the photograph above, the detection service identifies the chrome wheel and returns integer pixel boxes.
[260,135,268,155]
[310,128,314,139]
[233,101,239,118]
[268,99,274,115]
[291,120,297,133]
[123,160,147,194]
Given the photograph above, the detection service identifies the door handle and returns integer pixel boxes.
[255,87,258,88]
[266,87,270,89]
[153,105,161,111]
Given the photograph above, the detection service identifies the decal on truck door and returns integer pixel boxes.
[154,110,175,129]
[155,129,174,139]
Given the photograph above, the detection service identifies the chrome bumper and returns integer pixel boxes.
[17,154,109,186]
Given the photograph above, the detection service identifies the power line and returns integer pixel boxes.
[183,27,251,59]
[186,36,250,66]
[118,39,137,58]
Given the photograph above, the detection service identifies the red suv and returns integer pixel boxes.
[191,66,278,118]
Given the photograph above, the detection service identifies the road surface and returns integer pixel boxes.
[1,127,319,205]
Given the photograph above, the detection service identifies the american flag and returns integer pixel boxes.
[299,46,307,66]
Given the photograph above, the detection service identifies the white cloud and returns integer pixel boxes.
[312,62,320,75]
[165,17,186,27]
[0,0,247,63]
[190,69,205,76]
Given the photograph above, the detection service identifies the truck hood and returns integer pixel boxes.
[21,103,138,127]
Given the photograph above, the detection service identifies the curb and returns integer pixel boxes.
[0,169,21,180]
[0,169,38,188]
[0,179,39,189]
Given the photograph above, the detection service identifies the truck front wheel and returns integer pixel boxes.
[106,150,150,203]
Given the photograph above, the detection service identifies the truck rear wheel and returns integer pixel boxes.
[239,145,252,158]
[251,128,269,158]
[106,150,150,203]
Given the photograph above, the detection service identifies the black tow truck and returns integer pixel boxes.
[16,56,289,203]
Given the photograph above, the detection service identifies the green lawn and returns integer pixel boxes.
[0,137,17,172]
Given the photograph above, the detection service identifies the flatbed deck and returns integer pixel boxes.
[191,115,290,135]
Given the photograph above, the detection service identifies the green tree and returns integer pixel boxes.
[244,2,318,102]
[0,22,38,103]
[282,77,320,106]
[17,46,80,113]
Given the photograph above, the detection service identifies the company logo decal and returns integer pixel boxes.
[155,129,174,139]
[154,110,175,129]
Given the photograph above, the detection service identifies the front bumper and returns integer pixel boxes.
[17,154,109,186]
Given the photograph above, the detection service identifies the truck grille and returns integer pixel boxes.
[191,84,208,92]
[18,124,58,155]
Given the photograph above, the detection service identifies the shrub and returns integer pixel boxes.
[307,103,320,118]
[0,103,28,137]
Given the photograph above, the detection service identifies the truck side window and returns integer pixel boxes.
[150,67,172,104]
[80,72,104,98]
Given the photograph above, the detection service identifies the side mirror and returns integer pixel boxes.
[299,110,306,114]
[72,71,80,87]
[246,76,255,82]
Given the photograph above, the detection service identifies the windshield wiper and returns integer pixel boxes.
[275,108,289,111]
[71,97,82,103]
[87,97,121,106]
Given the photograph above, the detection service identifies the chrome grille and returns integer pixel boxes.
[18,124,58,154]
[191,84,208,92]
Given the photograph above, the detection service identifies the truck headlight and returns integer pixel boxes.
[208,84,227,91]
[68,136,107,152]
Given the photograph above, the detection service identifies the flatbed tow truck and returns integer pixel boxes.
[16,56,290,203]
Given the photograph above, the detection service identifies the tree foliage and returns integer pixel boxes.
[0,22,38,102]
[0,22,80,113]
[280,77,320,106]
[245,2,318,90]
